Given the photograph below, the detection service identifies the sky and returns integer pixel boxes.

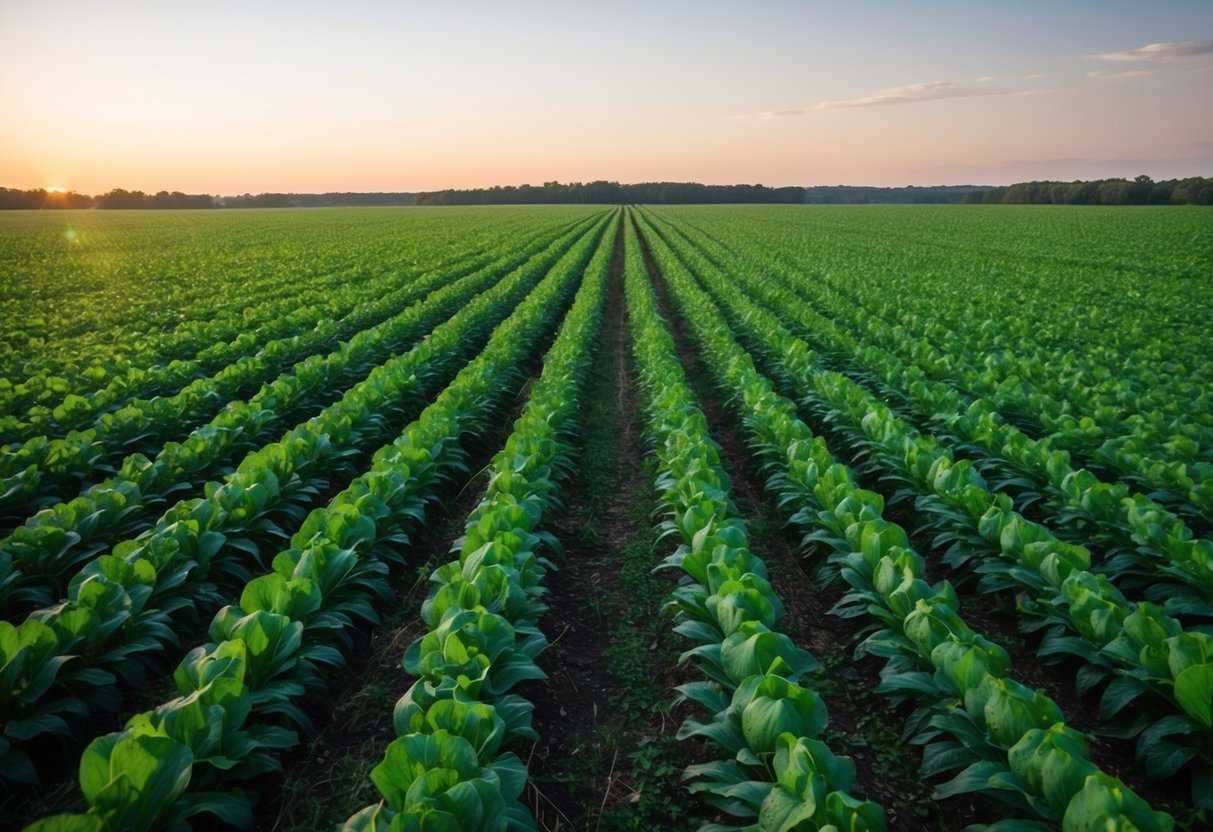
[1,0,1211,193]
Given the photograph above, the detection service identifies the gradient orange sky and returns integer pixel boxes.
[2,0,1211,193]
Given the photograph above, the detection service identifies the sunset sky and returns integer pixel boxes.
[2,0,1211,194]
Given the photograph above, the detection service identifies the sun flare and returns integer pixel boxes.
[46,185,67,193]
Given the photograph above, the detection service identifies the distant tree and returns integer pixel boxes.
[414,180,808,206]
[1096,180,1128,205]
[1173,177,1213,205]
[95,188,148,208]
[0,187,94,208]
[1125,174,1154,204]
[962,175,1213,205]
[0,187,42,209]
[5,176,1210,210]
[806,185,983,204]
[1148,181,1174,205]
[1070,181,1101,204]
[90,188,215,208]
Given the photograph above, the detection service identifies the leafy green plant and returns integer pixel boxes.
[624,216,885,831]
[20,214,613,827]
[0,216,609,789]
[0,215,590,614]
[634,208,1176,829]
[344,212,617,829]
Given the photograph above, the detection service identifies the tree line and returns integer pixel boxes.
[218,192,417,207]
[414,181,805,205]
[2,176,1210,209]
[802,185,983,204]
[0,188,424,209]
[0,188,97,209]
[0,188,216,209]
[964,175,1213,205]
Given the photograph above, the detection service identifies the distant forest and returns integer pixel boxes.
[1,175,1210,208]
[965,175,1213,205]
[416,181,804,204]
[0,189,418,209]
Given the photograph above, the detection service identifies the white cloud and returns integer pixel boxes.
[813,80,1039,111]
[1086,69,1156,80]
[1089,40,1213,62]
[749,75,1049,119]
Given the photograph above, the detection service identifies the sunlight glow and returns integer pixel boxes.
[0,3,1209,190]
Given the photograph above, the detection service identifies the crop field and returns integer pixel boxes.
[2,203,1212,832]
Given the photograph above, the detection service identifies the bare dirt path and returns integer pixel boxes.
[524,217,700,831]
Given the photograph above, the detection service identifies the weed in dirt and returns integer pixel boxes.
[814,644,942,829]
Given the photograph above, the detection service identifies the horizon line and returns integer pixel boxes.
[12,176,1213,199]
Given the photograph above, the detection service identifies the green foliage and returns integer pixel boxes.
[0,213,607,789]
[624,217,885,830]
[19,212,614,828]
[343,211,617,828]
[633,207,1180,827]
[6,201,1211,829]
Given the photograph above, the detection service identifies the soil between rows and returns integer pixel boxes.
[524,215,701,830]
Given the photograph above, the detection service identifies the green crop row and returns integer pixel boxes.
[0,215,597,616]
[0,215,609,787]
[0,210,575,421]
[343,210,617,831]
[634,209,1175,830]
[1,228,415,431]
[640,209,1213,620]
[641,209,1212,811]
[657,207,1213,525]
[623,216,885,831]
[20,212,609,832]
[0,214,581,516]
